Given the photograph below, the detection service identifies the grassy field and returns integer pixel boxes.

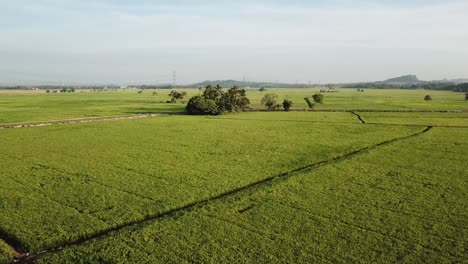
[0,89,466,263]
[40,127,468,264]
[0,88,466,124]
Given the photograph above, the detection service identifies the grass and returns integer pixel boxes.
[0,113,422,252]
[0,88,466,124]
[358,112,468,127]
[0,89,466,263]
[0,240,14,264]
[247,88,468,111]
[0,89,186,124]
[39,126,467,263]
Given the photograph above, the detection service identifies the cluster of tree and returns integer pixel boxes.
[357,88,365,92]
[260,93,293,111]
[185,85,250,115]
[46,88,75,93]
[168,90,188,103]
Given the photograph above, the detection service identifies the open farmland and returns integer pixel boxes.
[0,89,467,263]
[0,88,466,125]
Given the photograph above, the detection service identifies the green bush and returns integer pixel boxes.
[261,94,278,110]
[312,93,324,104]
[282,99,293,111]
[185,96,219,115]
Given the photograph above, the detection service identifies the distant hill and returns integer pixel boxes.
[383,75,421,84]
[449,78,468,84]
[190,80,306,88]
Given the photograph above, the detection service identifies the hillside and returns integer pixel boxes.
[383,75,421,84]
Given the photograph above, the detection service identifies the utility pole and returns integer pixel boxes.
[173,71,176,90]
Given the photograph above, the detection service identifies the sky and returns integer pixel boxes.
[0,0,467,85]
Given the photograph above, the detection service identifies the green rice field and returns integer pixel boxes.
[0,88,466,263]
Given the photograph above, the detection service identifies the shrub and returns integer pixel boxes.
[282,99,292,111]
[465,92,468,101]
[259,87,266,92]
[304,97,314,109]
[169,90,187,103]
[185,96,219,115]
[312,93,324,104]
[261,93,278,110]
[424,95,432,101]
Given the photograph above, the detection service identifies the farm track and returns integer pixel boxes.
[0,109,466,129]
[0,113,178,129]
[12,126,433,263]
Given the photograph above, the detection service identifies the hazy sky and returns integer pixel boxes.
[1,0,467,85]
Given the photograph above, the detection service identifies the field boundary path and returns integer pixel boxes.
[349,111,366,124]
[1,109,464,130]
[0,113,181,129]
[13,126,433,263]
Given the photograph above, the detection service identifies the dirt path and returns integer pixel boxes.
[0,113,179,129]
[14,126,433,264]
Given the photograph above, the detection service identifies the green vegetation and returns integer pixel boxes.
[261,93,279,110]
[168,90,187,103]
[0,89,466,263]
[40,125,467,263]
[186,85,250,115]
[282,99,292,111]
[0,89,466,124]
[0,240,14,264]
[358,112,468,127]
[312,93,324,104]
[0,114,421,252]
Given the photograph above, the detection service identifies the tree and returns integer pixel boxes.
[424,95,432,101]
[220,86,250,112]
[282,99,292,111]
[185,96,219,115]
[259,87,266,92]
[261,93,278,110]
[202,85,223,100]
[312,93,324,104]
[70,88,75,92]
[186,85,250,115]
[46,90,50,93]
[465,92,468,101]
[169,90,188,103]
